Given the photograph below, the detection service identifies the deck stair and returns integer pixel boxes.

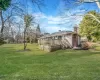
[61,38,72,49]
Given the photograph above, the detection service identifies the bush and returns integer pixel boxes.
[91,44,100,51]
[97,41,100,44]
[0,37,5,45]
[91,44,97,49]
[95,46,100,51]
[81,41,91,50]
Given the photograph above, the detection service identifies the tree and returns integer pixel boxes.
[62,0,100,22]
[23,14,33,50]
[0,0,11,10]
[0,0,23,43]
[79,11,100,41]
[20,0,44,50]
[34,24,41,42]
[0,0,44,45]
[0,0,11,44]
[0,0,11,34]
[15,23,22,43]
[61,0,100,42]
[36,24,41,34]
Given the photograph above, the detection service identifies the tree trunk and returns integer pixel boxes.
[30,35,32,44]
[0,10,5,37]
[24,27,27,50]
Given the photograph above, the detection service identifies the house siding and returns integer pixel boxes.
[64,34,73,47]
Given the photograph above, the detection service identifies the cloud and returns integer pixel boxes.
[32,13,70,24]
[41,26,69,33]
[32,13,47,20]
[32,9,84,33]
[47,16,70,24]
[32,8,84,25]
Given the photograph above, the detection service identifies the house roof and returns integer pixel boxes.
[39,31,74,39]
[51,31,73,36]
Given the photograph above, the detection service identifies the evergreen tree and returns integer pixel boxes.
[36,24,41,33]
[0,0,11,10]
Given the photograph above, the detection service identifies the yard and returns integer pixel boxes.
[0,44,100,80]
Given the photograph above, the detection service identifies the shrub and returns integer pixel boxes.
[95,46,100,51]
[91,44,97,49]
[0,37,5,45]
[91,44,100,51]
[81,41,91,50]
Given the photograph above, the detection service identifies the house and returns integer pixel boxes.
[38,26,81,52]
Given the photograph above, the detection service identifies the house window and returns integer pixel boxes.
[58,36,62,40]
[55,36,58,39]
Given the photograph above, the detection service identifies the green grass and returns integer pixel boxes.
[0,44,100,80]
[95,46,100,51]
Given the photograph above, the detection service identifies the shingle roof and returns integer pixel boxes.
[39,31,73,39]
[51,31,72,36]
[40,34,51,39]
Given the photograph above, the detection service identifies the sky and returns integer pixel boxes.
[27,0,100,33]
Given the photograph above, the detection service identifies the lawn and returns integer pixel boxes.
[0,44,100,80]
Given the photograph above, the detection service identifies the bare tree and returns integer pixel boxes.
[15,23,23,43]
[0,1,24,38]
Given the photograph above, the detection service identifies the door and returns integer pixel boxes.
[72,34,78,47]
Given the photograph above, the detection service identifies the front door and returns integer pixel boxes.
[72,34,78,47]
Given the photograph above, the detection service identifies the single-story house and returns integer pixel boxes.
[38,27,81,52]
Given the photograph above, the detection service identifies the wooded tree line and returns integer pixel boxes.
[0,0,43,50]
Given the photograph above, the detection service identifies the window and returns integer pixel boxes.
[58,36,62,40]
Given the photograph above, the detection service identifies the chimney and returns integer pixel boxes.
[74,26,79,33]
[59,30,61,32]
